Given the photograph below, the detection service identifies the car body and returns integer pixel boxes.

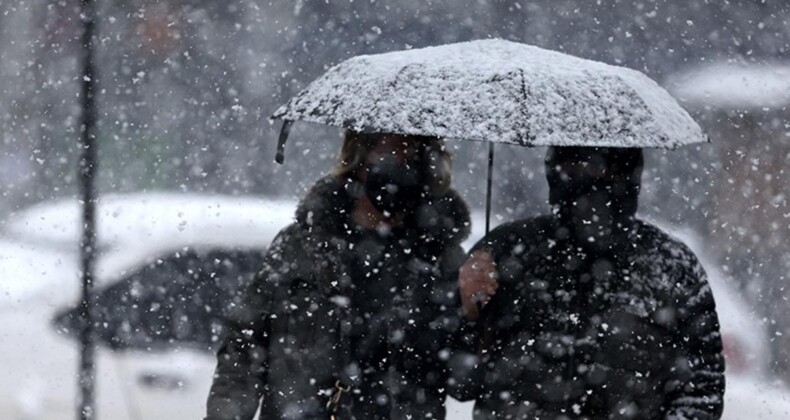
[0,193,293,420]
[1,194,788,419]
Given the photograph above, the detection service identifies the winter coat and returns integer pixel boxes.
[205,174,470,420]
[450,216,725,420]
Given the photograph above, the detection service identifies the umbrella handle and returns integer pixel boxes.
[275,120,293,164]
[485,142,494,234]
[477,143,496,317]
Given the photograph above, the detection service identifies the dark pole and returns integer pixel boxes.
[78,0,98,418]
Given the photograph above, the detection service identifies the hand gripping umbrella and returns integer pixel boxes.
[271,39,706,234]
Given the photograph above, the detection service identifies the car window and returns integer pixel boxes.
[53,247,266,352]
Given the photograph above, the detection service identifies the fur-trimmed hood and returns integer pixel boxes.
[295,175,471,248]
[208,174,471,420]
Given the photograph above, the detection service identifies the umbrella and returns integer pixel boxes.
[271,39,707,232]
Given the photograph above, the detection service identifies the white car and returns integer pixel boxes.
[0,193,294,420]
[1,195,788,419]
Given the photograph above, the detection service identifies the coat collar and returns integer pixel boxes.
[294,175,471,249]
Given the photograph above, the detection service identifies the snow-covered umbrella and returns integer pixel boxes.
[271,39,707,232]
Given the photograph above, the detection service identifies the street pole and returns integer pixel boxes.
[78,0,98,418]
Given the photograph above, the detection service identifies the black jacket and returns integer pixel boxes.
[451,216,725,420]
[205,175,470,420]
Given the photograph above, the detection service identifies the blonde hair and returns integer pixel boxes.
[333,130,453,195]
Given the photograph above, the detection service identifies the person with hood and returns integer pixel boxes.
[205,131,470,419]
[451,146,725,419]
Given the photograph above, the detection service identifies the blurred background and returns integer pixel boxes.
[1,0,788,418]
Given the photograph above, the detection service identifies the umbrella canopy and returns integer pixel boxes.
[272,39,705,149]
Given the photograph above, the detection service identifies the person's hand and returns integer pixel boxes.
[459,249,498,320]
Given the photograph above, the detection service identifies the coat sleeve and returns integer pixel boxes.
[447,223,524,402]
[446,316,484,402]
[442,244,486,402]
[664,250,726,420]
[204,225,299,420]
[424,243,478,398]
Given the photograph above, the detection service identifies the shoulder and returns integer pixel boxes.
[268,222,308,254]
[632,221,710,297]
[256,222,314,281]
[294,175,356,235]
[633,221,702,267]
[472,215,555,252]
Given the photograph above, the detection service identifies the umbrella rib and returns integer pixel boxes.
[611,73,666,147]
[518,68,531,146]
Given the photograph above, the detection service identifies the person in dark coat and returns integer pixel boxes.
[451,146,725,419]
[205,131,471,420]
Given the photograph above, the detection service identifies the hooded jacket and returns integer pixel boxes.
[451,148,725,420]
[206,174,470,420]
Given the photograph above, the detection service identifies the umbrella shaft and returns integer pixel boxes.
[485,143,494,235]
